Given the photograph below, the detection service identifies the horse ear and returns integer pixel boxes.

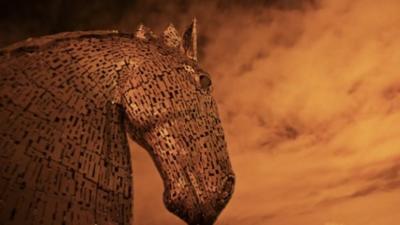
[182,18,198,61]
[135,24,156,40]
[161,23,182,48]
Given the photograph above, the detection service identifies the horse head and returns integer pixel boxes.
[122,20,235,225]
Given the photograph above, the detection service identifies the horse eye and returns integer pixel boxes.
[199,74,212,89]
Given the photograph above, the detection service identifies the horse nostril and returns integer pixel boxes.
[220,174,235,204]
[226,175,235,186]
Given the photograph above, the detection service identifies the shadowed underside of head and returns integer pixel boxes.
[123,20,235,225]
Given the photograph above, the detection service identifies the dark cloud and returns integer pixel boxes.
[0,0,317,46]
[0,0,131,46]
[2,0,400,224]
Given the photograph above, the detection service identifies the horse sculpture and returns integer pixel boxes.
[0,20,235,225]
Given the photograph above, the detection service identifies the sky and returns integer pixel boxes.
[1,0,399,224]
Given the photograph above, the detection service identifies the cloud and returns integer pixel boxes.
[1,0,399,224]
[187,0,400,224]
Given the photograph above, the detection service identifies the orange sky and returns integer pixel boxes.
[131,0,400,224]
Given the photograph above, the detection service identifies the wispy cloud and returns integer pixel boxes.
[1,0,399,224]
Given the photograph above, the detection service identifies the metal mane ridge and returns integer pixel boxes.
[0,30,135,57]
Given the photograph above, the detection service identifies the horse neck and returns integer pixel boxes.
[1,31,143,106]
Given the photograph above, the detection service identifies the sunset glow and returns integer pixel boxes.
[1,0,399,224]
[132,0,400,224]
